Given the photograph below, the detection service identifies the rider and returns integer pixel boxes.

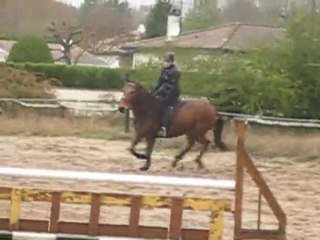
[150,52,181,137]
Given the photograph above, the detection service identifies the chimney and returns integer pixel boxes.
[166,6,182,42]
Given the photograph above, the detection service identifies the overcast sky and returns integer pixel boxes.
[56,0,156,8]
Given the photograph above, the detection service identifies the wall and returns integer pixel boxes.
[0,49,8,62]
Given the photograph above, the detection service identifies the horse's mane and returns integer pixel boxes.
[126,81,148,95]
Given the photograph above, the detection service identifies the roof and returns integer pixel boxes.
[88,31,140,55]
[0,40,115,66]
[121,22,286,51]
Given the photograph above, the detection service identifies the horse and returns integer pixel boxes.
[118,81,228,171]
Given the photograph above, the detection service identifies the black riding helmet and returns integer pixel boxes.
[164,52,175,63]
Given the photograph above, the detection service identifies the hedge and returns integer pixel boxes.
[0,62,211,96]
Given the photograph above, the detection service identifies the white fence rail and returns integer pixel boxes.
[1,98,320,128]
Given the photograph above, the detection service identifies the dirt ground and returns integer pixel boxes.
[0,136,319,240]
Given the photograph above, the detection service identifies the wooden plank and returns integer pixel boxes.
[240,229,285,239]
[129,196,141,237]
[169,198,184,239]
[182,229,209,240]
[88,193,101,235]
[49,192,61,233]
[9,189,21,230]
[138,226,168,239]
[142,195,170,208]
[58,222,89,235]
[184,198,232,212]
[19,219,48,232]
[0,219,9,230]
[61,192,91,205]
[101,194,131,207]
[234,121,246,238]
[241,147,287,233]
[20,189,52,202]
[1,186,232,210]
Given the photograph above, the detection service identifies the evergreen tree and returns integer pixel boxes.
[183,0,220,31]
[145,0,172,38]
[7,36,53,63]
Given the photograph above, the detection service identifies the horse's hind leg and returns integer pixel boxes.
[194,134,210,169]
[172,134,195,168]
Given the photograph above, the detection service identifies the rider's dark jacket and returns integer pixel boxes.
[151,64,181,106]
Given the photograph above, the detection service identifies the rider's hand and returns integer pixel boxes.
[155,95,163,100]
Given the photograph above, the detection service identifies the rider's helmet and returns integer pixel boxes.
[164,52,175,63]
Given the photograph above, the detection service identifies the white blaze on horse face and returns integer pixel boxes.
[122,83,138,108]
[124,83,136,95]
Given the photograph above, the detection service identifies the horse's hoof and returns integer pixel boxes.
[197,164,206,170]
[140,165,149,171]
[195,159,204,170]
[172,161,177,168]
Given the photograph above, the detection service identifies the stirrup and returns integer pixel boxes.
[156,126,167,137]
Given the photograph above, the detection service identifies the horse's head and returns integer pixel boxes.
[118,81,147,113]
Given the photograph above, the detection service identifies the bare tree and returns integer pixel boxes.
[79,1,138,41]
[48,22,83,64]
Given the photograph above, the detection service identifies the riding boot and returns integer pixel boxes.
[157,108,168,138]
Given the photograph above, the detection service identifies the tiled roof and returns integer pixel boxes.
[121,22,285,51]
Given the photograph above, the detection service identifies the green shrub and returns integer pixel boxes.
[6,36,53,63]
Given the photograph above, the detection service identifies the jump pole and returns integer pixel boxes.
[0,167,235,191]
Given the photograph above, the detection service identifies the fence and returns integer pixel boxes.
[1,98,320,131]
[0,169,233,240]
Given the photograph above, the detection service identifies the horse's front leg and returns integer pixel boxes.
[140,136,156,171]
[129,134,148,159]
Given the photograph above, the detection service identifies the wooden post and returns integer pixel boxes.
[234,120,246,239]
[129,196,142,237]
[88,193,101,235]
[49,192,61,233]
[169,198,184,239]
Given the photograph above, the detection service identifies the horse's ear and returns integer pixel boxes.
[134,82,144,89]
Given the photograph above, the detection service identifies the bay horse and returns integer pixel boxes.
[118,81,227,171]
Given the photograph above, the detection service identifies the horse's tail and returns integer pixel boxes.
[213,116,228,151]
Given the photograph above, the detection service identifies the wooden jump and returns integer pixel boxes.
[0,120,287,240]
[0,186,231,240]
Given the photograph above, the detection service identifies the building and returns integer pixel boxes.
[0,40,123,68]
[120,22,285,69]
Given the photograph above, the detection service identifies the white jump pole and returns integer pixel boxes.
[0,167,235,191]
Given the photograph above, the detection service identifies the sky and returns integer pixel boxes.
[56,0,156,9]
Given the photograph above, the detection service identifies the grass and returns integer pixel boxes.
[0,111,130,141]
[0,112,319,161]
